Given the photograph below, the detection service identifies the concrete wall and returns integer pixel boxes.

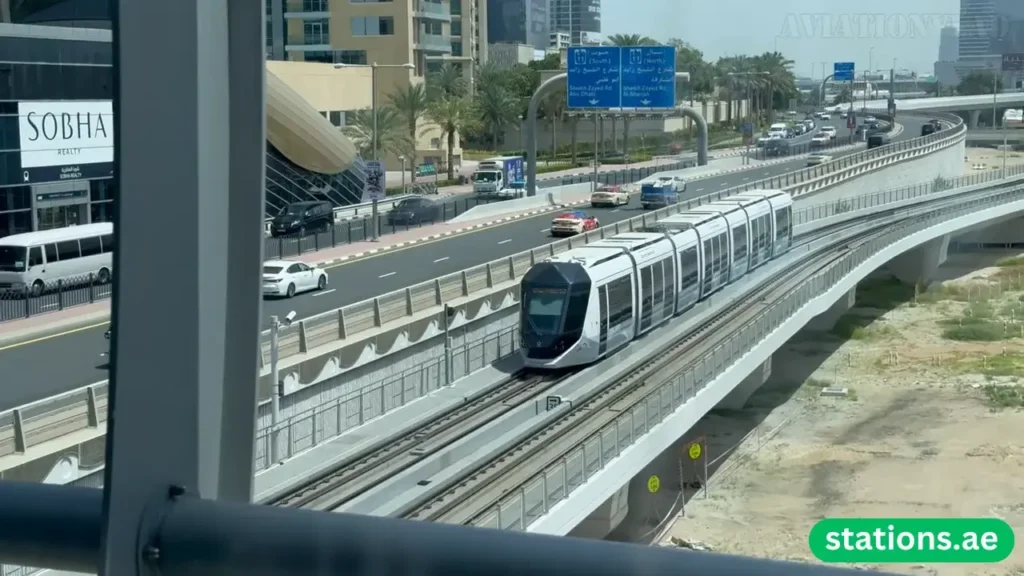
[804,138,966,206]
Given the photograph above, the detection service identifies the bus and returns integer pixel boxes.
[0,223,114,296]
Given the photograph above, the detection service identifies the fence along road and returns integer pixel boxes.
[0,110,970,460]
[0,123,899,410]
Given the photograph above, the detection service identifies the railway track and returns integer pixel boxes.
[270,369,575,511]
[398,222,895,524]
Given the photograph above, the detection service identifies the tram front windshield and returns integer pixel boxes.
[523,286,568,335]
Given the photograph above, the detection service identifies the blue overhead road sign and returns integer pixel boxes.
[567,46,622,108]
[567,45,677,109]
[621,45,677,108]
[833,61,855,82]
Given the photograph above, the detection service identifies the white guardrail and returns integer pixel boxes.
[0,109,972,463]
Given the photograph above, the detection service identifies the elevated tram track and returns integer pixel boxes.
[375,181,1024,528]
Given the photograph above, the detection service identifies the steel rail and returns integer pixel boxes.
[270,370,575,511]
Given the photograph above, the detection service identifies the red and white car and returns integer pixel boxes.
[550,210,599,237]
[590,184,630,207]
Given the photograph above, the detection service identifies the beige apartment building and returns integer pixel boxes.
[268,0,487,169]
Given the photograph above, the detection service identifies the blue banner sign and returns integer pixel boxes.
[567,46,677,109]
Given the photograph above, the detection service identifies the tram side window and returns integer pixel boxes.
[598,286,609,344]
[100,234,115,253]
[56,240,81,261]
[758,214,771,251]
[662,256,675,313]
[80,236,102,257]
[679,246,699,289]
[733,223,747,262]
[639,265,653,328]
[651,261,664,308]
[605,275,633,327]
[702,238,714,289]
[775,206,791,241]
[44,243,58,263]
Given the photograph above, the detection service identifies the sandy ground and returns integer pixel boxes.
[964,146,1024,172]
[659,251,1024,575]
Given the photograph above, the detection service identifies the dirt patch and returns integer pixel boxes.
[660,255,1024,575]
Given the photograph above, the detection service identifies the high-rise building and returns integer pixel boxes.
[488,0,549,51]
[938,25,959,61]
[273,0,485,77]
[957,0,1024,77]
[549,0,600,46]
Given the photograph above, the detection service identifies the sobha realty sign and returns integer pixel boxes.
[17,100,114,183]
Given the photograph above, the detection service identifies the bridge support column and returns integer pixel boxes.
[567,484,629,540]
[886,235,949,287]
[718,356,773,411]
[804,287,857,332]
[969,109,982,129]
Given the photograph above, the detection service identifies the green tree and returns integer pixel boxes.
[387,83,429,180]
[342,107,412,160]
[476,81,521,150]
[425,96,479,180]
[958,70,1001,95]
[604,33,658,46]
[538,91,565,160]
[528,53,561,71]
[427,63,467,100]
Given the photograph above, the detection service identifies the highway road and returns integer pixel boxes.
[0,117,925,411]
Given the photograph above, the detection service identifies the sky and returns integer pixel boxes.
[600,0,961,78]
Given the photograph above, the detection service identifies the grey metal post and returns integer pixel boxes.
[371,62,380,241]
[443,305,452,386]
[270,315,281,465]
[102,0,264,572]
[592,114,599,191]
[526,73,567,196]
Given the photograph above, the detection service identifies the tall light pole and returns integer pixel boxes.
[335,61,413,241]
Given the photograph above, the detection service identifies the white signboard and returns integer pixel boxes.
[363,160,386,202]
[18,100,114,169]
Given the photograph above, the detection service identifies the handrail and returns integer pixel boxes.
[254,109,966,364]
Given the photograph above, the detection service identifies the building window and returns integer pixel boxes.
[352,0,392,3]
[335,50,367,65]
[329,111,342,126]
[343,111,358,125]
[304,51,333,63]
[351,16,395,36]
[303,19,329,44]
[302,0,329,10]
[451,41,463,56]
[451,0,461,15]
[451,21,462,36]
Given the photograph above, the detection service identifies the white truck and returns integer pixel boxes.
[472,156,525,198]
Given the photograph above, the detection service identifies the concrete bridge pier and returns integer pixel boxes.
[804,287,857,332]
[969,109,981,129]
[717,356,773,410]
[886,235,949,286]
[567,484,629,539]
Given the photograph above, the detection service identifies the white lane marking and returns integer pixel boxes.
[763,172,770,176]
[742,177,749,181]
[498,239,512,245]
[541,227,550,232]
[720,182,728,186]
[433,256,450,263]
[611,209,620,213]
[313,288,337,297]
[695,188,704,192]
[379,272,396,278]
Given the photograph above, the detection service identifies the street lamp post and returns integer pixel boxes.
[728,71,769,164]
[334,61,413,241]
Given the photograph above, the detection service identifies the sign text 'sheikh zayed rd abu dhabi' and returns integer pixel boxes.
[17,100,114,179]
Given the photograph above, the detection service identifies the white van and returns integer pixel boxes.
[768,123,788,137]
[0,223,114,295]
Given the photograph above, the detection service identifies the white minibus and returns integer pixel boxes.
[0,223,114,295]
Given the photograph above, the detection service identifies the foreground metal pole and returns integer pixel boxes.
[102,0,264,573]
[0,482,898,576]
[371,63,380,241]
[443,304,452,386]
[270,315,281,464]
[592,114,599,190]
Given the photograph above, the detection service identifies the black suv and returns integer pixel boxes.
[270,201,333,237]
[387,197,440,226]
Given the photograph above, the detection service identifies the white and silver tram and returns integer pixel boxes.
[520,190,794,369]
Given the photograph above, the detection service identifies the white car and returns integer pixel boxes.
[820,113,831,120]
[656,175,688,192]
[811,133,831,147]
[820,127,837,140]
[590,184,630,207]
[262,259,329,298]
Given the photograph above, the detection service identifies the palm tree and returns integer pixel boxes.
[425,96,479,180]
[604,33,658,46]
[341,107,411,160]
[476,82,520,150]
[753,51,797,123]
[427,63,467,100]
[387,83,429,179]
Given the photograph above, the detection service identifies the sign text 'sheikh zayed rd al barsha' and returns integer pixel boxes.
[17,100,114,170]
